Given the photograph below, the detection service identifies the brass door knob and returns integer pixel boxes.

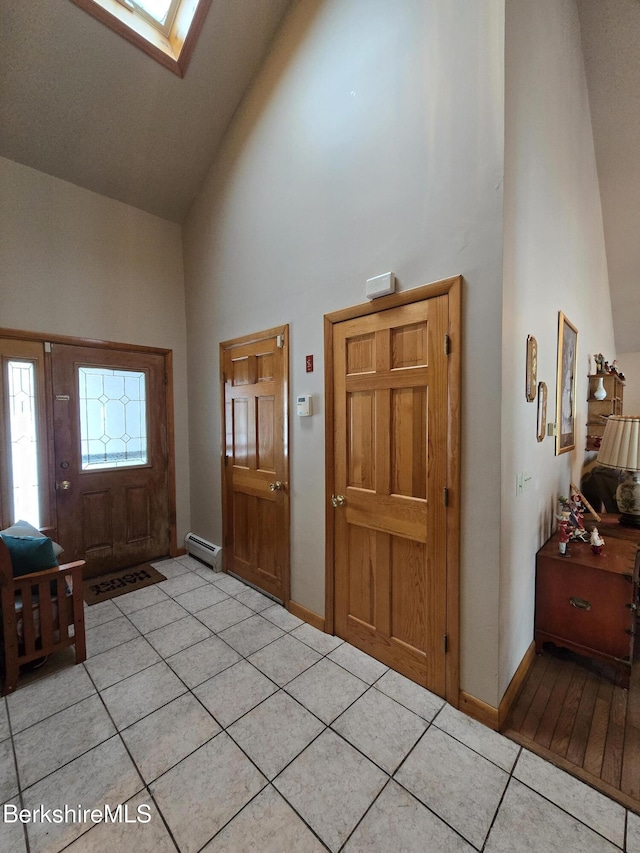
[58,480,71,491]
[331,494,346,507]
[269,481,284,491]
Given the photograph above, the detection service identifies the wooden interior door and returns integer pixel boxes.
[221,326,289,603]
[330,286,457,697]
[51,344,170,578]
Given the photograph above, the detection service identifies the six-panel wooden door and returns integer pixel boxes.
[221,326,289,603]
[331,293,451,696]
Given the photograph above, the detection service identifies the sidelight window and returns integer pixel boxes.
[7,361,41,527]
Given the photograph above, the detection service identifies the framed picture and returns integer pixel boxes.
[536,381,547,442]
[526,335,538,401]
[555,312,578,455]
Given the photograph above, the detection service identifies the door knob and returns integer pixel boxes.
[58,480,71,491]
[269,481,284,491]
[331,494,346,507]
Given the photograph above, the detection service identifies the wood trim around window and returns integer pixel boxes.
[69,0,211,77]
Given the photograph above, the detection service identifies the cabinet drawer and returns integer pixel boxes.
[536,561,634,659]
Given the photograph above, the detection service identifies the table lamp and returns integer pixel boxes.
[597,415,640,527]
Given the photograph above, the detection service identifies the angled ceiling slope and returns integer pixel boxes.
[577,0,640,354]
[0,0,292,223]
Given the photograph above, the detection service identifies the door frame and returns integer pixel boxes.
[323,276,461,706]
[220,324,291,605]
[0,327,178,556]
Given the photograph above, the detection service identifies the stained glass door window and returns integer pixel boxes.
[78,367,148,470]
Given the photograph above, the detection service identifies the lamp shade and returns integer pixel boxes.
[597,416,640,471]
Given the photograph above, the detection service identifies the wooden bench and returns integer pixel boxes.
[0,538,86,695]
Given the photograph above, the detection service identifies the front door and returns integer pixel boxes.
[329,281,459,698]
[221,326,289,602]
[51,344,170,578]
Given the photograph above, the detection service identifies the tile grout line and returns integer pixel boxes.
[1,694,31,853]
[477,745,523,852]
[502,762,628,851]
[78,663,183,853]
[193,781,332,853]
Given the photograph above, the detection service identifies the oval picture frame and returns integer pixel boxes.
[526,335,538,402]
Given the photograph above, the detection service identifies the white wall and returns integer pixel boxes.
[184,0,505,704]
[501,0,616,696]
[0,157,191,546]
[618,353,640,414]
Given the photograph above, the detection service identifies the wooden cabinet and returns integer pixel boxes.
[586,373,624,451]
[535,534,638,687]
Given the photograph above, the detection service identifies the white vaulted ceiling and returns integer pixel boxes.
[0,0,292,223]
[577,0,640,354]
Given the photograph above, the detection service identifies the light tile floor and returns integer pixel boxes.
[0,554,636,852]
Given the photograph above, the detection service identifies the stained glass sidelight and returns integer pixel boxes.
[79,367,148,470]
[7,361,40,526]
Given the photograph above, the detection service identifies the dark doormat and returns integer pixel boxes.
[83,563,166,605]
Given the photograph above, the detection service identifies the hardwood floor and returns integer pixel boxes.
[502,645,640,813]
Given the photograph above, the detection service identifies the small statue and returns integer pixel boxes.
[610,360,626,382]
[594,353,605,374]
[590,526,604,555]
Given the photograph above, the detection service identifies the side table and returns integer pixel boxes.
[535,533,639,687]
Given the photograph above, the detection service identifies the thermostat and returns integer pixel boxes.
[297,395,312,417]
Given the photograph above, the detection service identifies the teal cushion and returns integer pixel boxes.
[0,521,63,558]
[0,534,58,578]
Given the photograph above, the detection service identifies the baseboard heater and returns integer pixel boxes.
[184,533,222,572]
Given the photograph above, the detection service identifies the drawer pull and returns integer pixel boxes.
[570,596,591,611]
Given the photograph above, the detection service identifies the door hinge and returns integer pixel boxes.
[443,487,449,507]
[276,334,284,349]
[44,341,52,353]
[443,634,448,654]
[444,334,451,355]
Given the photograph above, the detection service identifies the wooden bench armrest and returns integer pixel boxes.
[9,561,86,583]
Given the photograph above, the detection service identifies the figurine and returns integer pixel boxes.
[594,353,605,374]
[590,526,604,555]
[558,520,571,556]
[558,494,586,540]
[610,360,626,382]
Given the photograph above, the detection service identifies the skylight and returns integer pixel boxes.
[135,0,173,22]
[123,0,180,36]
[71,0,210,77]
